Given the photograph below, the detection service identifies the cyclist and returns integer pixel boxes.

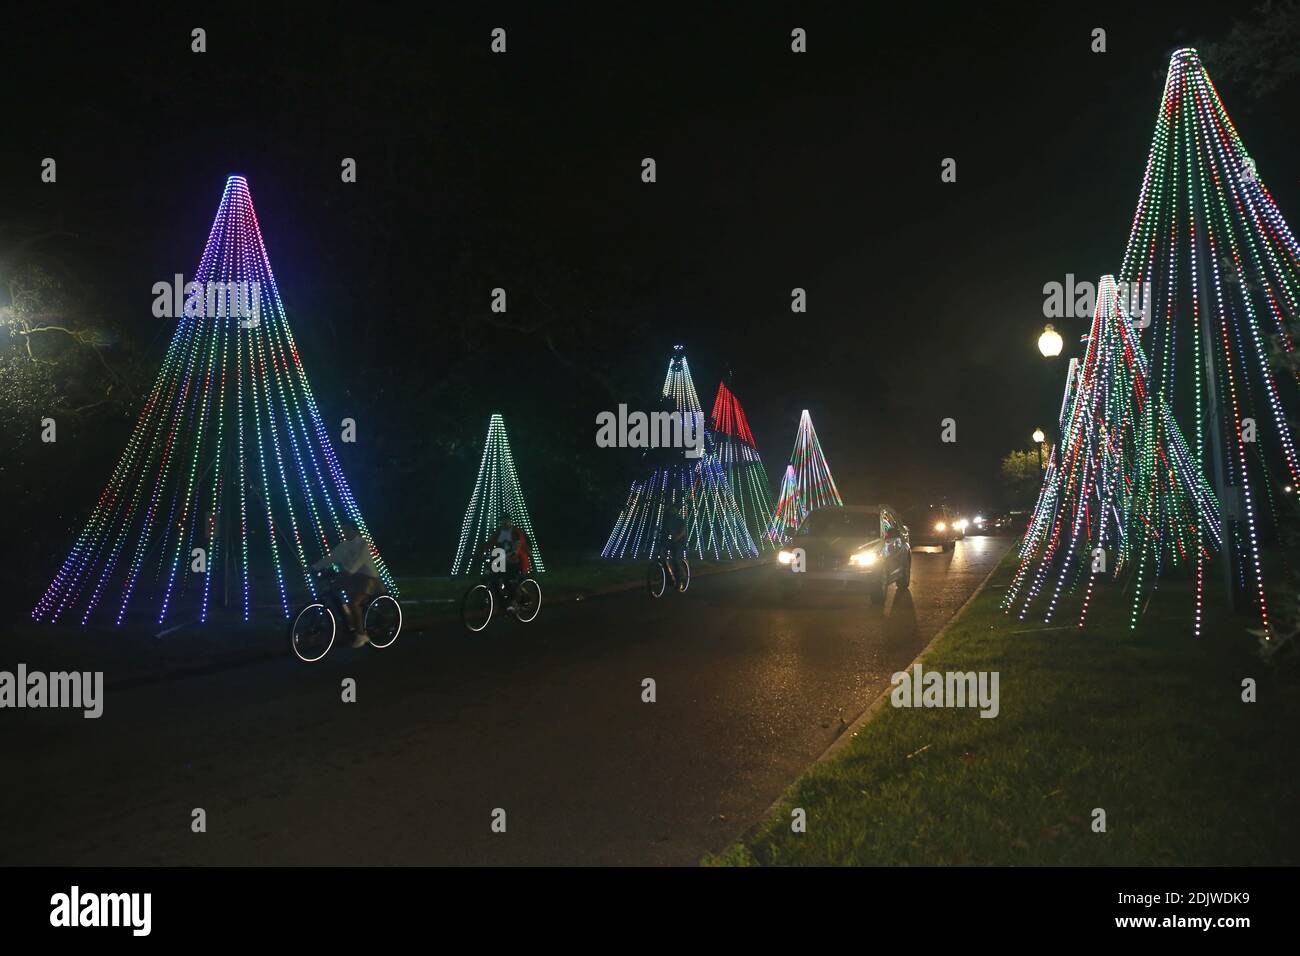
[311,520,382,647]
[661,493,688,585]
[482,513,530,607]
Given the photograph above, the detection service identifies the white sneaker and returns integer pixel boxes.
[350,631,370,648]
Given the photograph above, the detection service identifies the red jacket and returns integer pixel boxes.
[485,527,531,574]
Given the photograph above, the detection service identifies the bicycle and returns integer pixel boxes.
[290,566,403,663]
[462,569,542,632]
[647,545,690,598]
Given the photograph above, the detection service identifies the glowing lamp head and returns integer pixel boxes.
[1038,324,1064,357]
[1032,428,1046,444]
[778,550,796,565]
[935,521,947,532]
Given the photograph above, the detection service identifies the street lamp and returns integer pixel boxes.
[1038,324,1063,357]
[1032,428,1046,471]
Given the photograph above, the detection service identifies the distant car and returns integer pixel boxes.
[967,513,991,535]
[907,503,963,550]
[990,511,1029,535]
[777,504,911,604]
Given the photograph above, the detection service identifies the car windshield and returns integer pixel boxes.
[798,509,880,537]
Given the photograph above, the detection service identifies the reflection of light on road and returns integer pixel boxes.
[749,536,1010,721]
[950,536,1001,568]
[910,535,1004,583]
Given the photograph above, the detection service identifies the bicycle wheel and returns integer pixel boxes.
[647,561,667,599]
[676,556,691,593]
[462,583,494,632]
[514,578,542,623]
[291,603,336,663]
[365,594,402,648]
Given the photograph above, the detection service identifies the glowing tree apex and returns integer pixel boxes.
[32,175,395,627]
[711,380,757,448]
[451,414,545,576]
[789,409,842,513]
[663,344,703,414]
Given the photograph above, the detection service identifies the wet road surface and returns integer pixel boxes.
[1,537,1008,865]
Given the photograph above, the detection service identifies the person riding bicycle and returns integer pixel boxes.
[661,495,688,583]
[481,513,530,607]
[311,520,383,647]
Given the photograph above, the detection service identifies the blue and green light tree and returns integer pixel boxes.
[33,176,396,627]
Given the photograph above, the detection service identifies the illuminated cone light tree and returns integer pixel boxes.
[33,175,396,627]
[770,464,801,542]
[1004,276,1221,630]
[602,347,757,560]
[769,409,842,541]
[1117,48,1300,635]
[451,413,545,576]
[710,379,777,549]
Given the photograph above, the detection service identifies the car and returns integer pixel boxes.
[776,504,911,604]
[906,503,963,550]
[989,510,1029,535]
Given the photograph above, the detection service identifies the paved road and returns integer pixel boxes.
[1,537,1008,866]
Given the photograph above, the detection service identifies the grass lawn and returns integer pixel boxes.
[709,550,1300,866]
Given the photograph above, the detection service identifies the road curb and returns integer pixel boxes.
[817,551,1005,763]
[730,544,1010,852]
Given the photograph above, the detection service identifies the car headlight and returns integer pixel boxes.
[850,551,878,567]
[778,550,796,565]
[934,521,946,532]
[954,519,968,531]
[974,516,985,524]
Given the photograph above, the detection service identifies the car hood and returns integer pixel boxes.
[797,535,882,556]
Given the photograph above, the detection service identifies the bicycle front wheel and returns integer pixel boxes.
[462,584,494,632]
[514,578,542,623]
[676,556,691,593]
[365,594,402,648]
[291,603,336,663]
[647,561,667,599]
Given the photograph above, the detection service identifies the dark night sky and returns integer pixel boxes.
[3,2,1297,560]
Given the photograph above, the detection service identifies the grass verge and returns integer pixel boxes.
[708,551,1300,866]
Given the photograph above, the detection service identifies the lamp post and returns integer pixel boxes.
[1032,428,1046,471]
